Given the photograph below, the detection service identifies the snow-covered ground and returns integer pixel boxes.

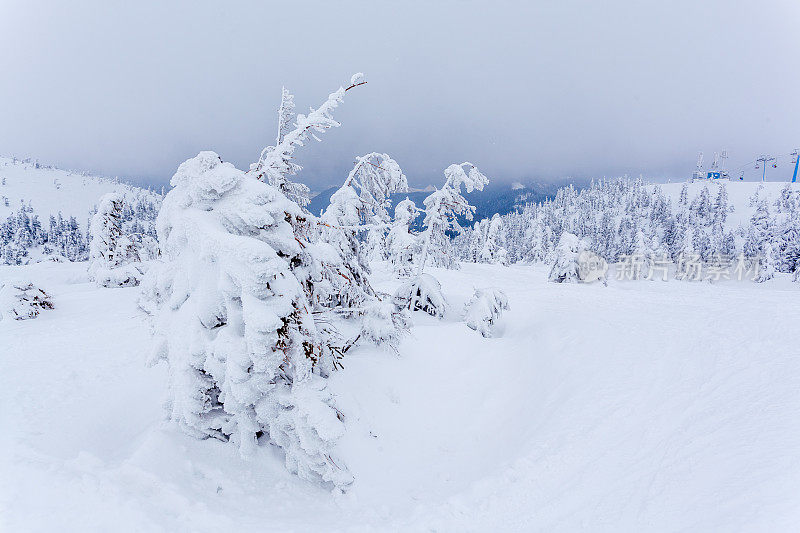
[0,156,160,221]
[2,259,799,531]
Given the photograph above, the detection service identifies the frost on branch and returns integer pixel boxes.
[0,281,54,321]
[350,72,365,86]
[141,151,352,489]
[276,87,296,146]
[88,192,143,287]
[463,288,509,337]
[419,163,488,271]
[386,198,420,277]
[340,153,408,214]
[393,273,447,318]
[249,75,366,207]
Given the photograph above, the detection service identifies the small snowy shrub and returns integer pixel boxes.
[359,299,410,350]
[0,281,53,321]
[463,288,509,337]
[393,274,447,318]
[88,192,143,287]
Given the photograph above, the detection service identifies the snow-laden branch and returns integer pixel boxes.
[249,73,367,207]
[340,152,409,215]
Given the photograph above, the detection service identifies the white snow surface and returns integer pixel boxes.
[0,156,160,221]
[2,258,799,531]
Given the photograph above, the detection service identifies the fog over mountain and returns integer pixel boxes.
[1,1,798,188]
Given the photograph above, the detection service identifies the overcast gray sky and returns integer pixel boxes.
[1,1,798,189]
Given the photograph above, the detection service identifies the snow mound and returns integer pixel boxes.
[393,273,446,318]
[463,287,509,337]
[0,280,53,320]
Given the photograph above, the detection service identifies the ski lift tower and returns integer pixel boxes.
[791,149,799,183]
[755,154,776,182]
[706,151,730,180]
[691,152,705,182]
[719,150,730,179]
[692,150,729,181]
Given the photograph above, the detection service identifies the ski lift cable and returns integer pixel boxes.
[727,151,796,172]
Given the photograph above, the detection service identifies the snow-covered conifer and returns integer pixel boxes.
[754,241,775,283]
[142,151,353,489]
[629,229,652,280]
[679,183,688,206]
[88,193,142,287]
[319,153,408,302]
[479,214,509,265]
[523,215,547,263]
[674,226,699,280]
[418,163,488,271]
[779,220,800,274]
[713,183,729,224]
[324,152,408,265]
[276,87,295,145]
[386,198,419,277]
[548,232,585,283]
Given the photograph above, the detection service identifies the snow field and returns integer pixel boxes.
[2,260,798,531]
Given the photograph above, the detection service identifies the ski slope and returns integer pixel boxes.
[0,156,160,222]
[2,260,799,531]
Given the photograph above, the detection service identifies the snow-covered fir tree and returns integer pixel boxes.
[141,75,408,489]
[548,232,586,283]
[142,151,353,489]
[450,178,799,279]
[322,152,408,266]
[386,198,420,277]
[479,214,509,265]
[319,152,408,306]
[754,241,776,283]
[88,193,143,287]
[418,163,488,271]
